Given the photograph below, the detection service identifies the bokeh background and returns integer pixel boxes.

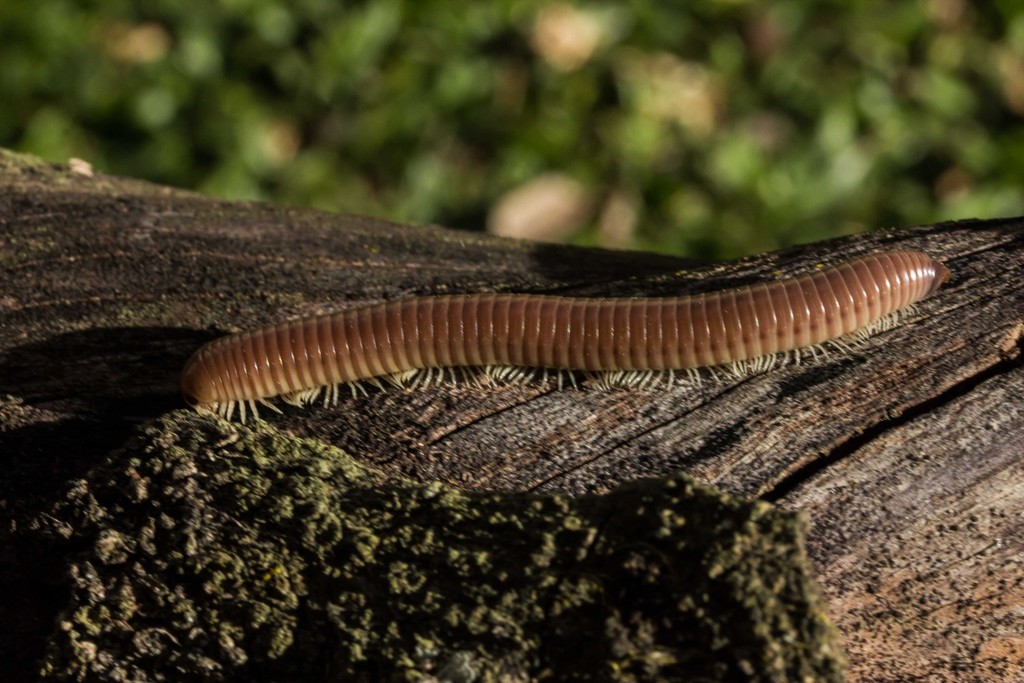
[2,0,1022,258]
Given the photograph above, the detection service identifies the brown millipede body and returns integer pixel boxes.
[181,250,950,421]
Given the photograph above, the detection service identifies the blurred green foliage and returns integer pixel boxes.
[2,0,1022,258]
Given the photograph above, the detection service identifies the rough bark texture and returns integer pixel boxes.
[1,148,1021,681]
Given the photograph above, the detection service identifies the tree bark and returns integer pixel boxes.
[2,149,1021,681]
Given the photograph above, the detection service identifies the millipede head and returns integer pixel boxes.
[180,348,218,412]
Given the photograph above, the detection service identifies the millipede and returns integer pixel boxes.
[180,249,950,422]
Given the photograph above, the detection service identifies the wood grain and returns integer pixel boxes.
[784,367,1024,681]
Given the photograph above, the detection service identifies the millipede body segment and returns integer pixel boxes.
[181,250,949,419]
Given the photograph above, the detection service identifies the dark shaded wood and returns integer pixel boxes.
[1,148,1022,681]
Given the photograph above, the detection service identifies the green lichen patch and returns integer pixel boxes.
[43,412,843,682]
[0,147,196,198]
[0,147,50,174]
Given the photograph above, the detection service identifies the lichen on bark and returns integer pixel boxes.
[42,412,842,682]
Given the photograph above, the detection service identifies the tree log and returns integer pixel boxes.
[1,149,1021,681]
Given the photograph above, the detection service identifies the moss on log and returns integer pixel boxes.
[42,413,841,682]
